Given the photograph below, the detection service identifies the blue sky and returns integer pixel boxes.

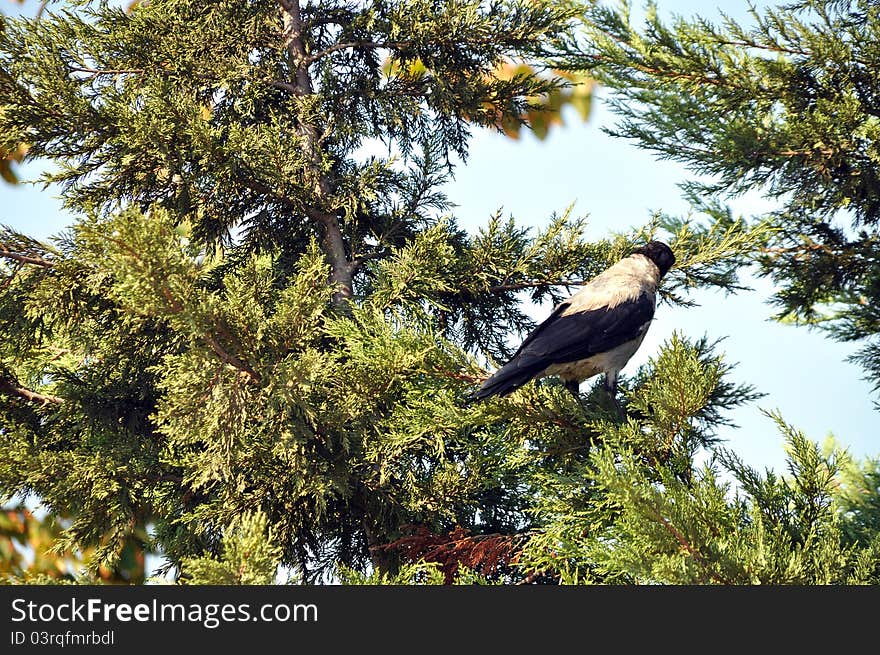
[2,0,877,482]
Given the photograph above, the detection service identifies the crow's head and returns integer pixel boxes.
[632,241,675,278]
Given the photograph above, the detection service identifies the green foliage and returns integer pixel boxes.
[336,560,497,585]
[0,197,773,584]
[835,446,880,548]
[0,0,577,243]
[520,349,880,584]
[336,561,447,586]
[1,0,877,586]
[177,511,283,585]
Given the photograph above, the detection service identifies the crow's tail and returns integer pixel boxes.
[467,359,543,403]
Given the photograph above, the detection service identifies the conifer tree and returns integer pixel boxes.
[1,0,876,585]
[518,338,880,584]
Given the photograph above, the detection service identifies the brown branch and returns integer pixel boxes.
[434,370,486,384]
[239,176,297,209]
[536,409,584,433]
[279,0,355,307]
[759,241,838,259]
[200,335,262,384]
[587,45,764,96]
[241,175,354,304]
[212,323,262,384]
[103,235,262,383]
[650,508,731,584]
[46,347,71,362]
[271,79,300,94]
[0,248,54,268]
[350,250,388,270]
[776,147,836,158]
[144,473,185,484]
[487,278,585,293]
[69,66,145,77]
[280,0,313,96]
[537,443,591,458]
[714,39,812,60]
[157,285,184,314]
[0,377,63,406]
[158,281,261,383]
[304,40,409,65]
[305,208,355,304]
[516,570,545,585]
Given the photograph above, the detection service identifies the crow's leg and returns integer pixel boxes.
[604,371,624,420]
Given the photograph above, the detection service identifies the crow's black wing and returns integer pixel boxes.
[515,292,655,365]
[469,293,655,400]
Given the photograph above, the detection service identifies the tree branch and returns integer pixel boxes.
[103,235,263,384]
[0,249,55,268]
[649,506,731,585]
[516,570,545,585]
[69,66,145,77]
[271,79,300,94]
[304,40,408,65]
[350,250,388,271]
[585,46,763,96]
[242,172,356,303]
[155,282,261,383]
[714,39,813,60]
[280,0,313,96]
[279,0,355,307]
[201,334,262,384]
[305,207,354,303]
[487,279,585,293]
[0,376,63,405]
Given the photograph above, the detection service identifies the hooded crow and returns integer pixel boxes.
[469,241,675,401]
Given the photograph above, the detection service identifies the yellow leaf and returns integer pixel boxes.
[528,111,548,140]
[0,160,16,184]
[500,114,522,139]
[568,89,592,122]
